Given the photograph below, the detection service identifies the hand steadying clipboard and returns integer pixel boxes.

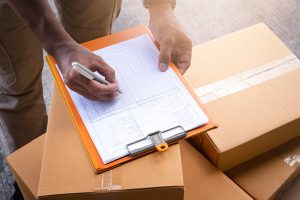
[46,25,217,173]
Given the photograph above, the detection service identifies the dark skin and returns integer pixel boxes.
[7,0,192,101]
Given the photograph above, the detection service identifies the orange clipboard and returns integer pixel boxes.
[46,25,217,174]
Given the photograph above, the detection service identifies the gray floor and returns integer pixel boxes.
[1,0,299,199]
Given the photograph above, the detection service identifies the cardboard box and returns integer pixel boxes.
[227,137,300,200]
[180,141,252,200]
[7,135,45,200]
[6,134,253,200]
[184,23,300,171]
[37,87,184,200]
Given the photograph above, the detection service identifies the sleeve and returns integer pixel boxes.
[143,0,176,9]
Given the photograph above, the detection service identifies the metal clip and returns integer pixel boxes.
[126,126,186,157]
[148,131,168,152]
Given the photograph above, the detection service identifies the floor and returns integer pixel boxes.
[0,0,299,199]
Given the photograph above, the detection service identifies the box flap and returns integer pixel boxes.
[180,141,253,200]
[38,86,183,197]
[227,137,300,200]
[185,23,291,88]
[7,134,45,199]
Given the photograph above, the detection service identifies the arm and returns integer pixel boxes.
[7,0,119,100]
[145,1,192,74]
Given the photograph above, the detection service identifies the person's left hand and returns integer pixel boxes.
[148,3,192,74]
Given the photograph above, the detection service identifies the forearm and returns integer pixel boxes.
[148,3,178,38]
[6,0,119,100]
[7,0,76,61]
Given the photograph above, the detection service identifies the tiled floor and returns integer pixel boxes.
[1,0,299,199]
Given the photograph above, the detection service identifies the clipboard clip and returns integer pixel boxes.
[126,126,186,157]
[148,131,169,152]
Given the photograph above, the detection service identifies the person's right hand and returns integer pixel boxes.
[54,43,120,101]
[6,0,119,101]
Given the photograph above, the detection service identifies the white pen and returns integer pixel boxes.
[72,62,122,94]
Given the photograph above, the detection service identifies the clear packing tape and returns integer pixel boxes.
[284,154,300,167]
[94,170,122,192]
[194,54,300,103]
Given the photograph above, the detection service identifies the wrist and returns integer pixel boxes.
[148,2,173,21]
[149,3,173,30]
[148,4,181,40]
[45,35,77,56]
[49,40,80,72]
[143,0,176,9]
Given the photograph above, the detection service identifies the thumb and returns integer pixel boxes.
[159,43,172,72]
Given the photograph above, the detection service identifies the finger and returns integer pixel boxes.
[69,84,99,101]
[159,40,172,72]
[178,53,192,74]
[90,58,117,83]
[69,79,118,101]
[64,70,97,99]
[69,67,119,96]
[171,53,179,66]
[98,92,120,101]
[84,80,119,96]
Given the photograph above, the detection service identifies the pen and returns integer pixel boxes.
[72,62,122,94]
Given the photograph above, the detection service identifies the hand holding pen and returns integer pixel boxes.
[72,62,122,94]
[54,44,120,101]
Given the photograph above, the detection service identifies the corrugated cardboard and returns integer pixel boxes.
[37,87,183,200]
[180,141,252,200]
[184,23,300,171]
[6,133,253,200]
[227,137,300,200]
[7,135,45,200]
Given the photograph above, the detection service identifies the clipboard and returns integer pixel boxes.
[46,25,217,173]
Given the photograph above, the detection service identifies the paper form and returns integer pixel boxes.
[60,34,208,164]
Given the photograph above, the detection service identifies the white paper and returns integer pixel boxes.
[61,34,208,164]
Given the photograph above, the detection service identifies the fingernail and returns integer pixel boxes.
[159,63,168,71]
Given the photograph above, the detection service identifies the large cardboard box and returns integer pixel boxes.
[37,88,184,200]
[185,23,300,171]
[6,132,252,200]
[227,137,300,200]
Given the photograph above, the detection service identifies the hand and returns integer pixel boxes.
[54,43,119,101]
[148,3,192,74]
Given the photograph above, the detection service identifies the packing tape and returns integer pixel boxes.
[94,170,122,192]
[194,54,300,103]
[284,154,300,167]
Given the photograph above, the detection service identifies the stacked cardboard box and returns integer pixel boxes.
[7,23,300,199]
[185,23,300,171]
[227,137,300,200]
[6,87,252,200]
